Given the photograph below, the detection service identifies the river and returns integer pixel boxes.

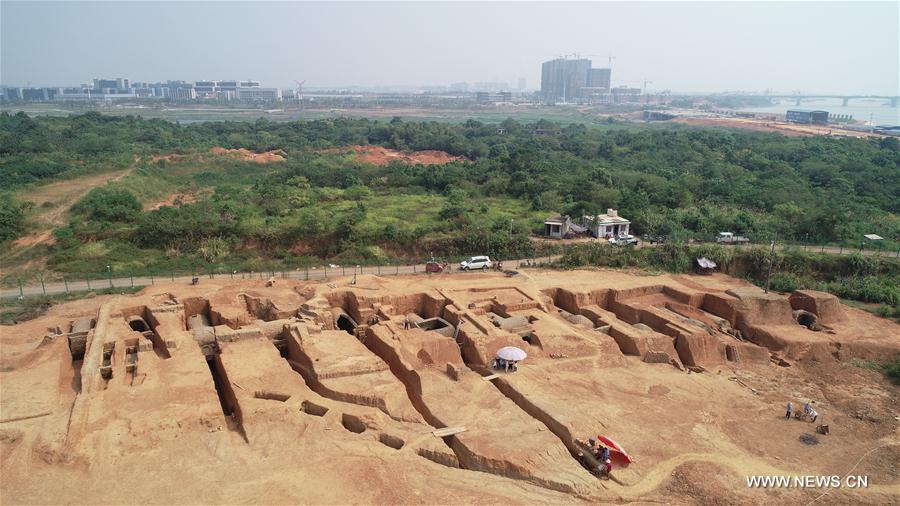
[740,98,899,127]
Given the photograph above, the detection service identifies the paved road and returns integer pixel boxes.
[2,242,896,300]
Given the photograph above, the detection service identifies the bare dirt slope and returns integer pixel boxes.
[325,145,465,165]
[209,147,286,163]
[1,270,897,504]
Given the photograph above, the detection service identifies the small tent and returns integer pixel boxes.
[695,257,717,275]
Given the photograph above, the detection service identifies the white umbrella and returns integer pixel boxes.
[496,346,527,361]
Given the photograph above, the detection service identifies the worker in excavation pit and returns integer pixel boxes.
[804,401,813,416]
[575,438,597,470]
[785,401,794,420]
[602,459,613,479]
[599,445,610,462]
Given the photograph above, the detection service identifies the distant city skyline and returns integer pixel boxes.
[2,1,898,95]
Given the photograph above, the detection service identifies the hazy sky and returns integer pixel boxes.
[2,1,898,94]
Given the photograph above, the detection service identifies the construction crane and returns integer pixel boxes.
[642,80,654,104]
[294,80,306,110]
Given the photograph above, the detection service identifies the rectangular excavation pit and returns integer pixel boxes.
[119,306,171,359]
[182,297,232,331]
[124,338,139,374]
[341,413,366,433]
[415,317,455,337]
[254,390,291,402]
[240,294,291,322]
[100,342,115,380]
[301,400,329,417]
[378,433,405,450]
[67,317,95,361]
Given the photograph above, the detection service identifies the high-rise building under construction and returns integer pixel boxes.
[540,58,611,104]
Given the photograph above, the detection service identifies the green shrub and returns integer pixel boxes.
[884,357,900,385]
[0,195,25,242]
[768,272,801,292]
[73,187,141,223]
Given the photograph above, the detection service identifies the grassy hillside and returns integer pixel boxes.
[1,112,898,296]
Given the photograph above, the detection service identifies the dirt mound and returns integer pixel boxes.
[788,290,846,324]
[210,147,286,163]
[328,145,464,166]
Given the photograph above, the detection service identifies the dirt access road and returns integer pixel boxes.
[7,167,134,253]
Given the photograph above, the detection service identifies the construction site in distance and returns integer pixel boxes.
[1,269,897,504]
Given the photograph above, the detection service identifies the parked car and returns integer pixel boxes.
[645,234,668,245]
[716,232,750,244]
[460,255,492,271]
[609,234,638,246]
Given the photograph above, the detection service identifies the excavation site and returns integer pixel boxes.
[1,269,897,504]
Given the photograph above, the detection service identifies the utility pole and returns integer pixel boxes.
[764,233,777,294]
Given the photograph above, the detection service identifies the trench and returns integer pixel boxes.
[359,323,584,493]
[204,352,247,441]
[354,325,470,468]
[325,292,591,488]
[278,319,472,469]
[70,360,83,394]
[271,324,404,421]
[482,372,595,480]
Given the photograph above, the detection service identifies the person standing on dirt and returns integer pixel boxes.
[804,401,813,416]
[785,401,794,420]
[809,409,818,423]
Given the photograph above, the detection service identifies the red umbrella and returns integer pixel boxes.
[597,435,633,463]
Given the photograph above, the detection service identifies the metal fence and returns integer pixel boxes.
[2,240,897,301]
[0,255,558,301]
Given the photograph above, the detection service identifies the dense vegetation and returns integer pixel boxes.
[557,243,899,309]
[1,111,898,289]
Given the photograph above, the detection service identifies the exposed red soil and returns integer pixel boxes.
[210,147,286,163]
[12,231,56,247]
[325,145,465,166]
[147,191,199,210]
